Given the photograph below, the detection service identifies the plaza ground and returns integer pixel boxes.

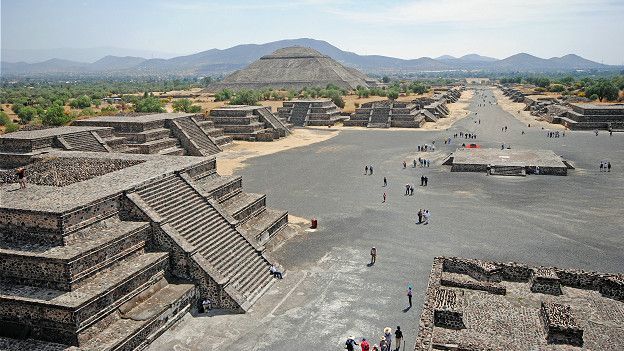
[148,87,624,350]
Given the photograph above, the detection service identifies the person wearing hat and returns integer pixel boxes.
[360,338,370,351]
[395,326,403,351]
[383,327,392,351]
[379,336,389,351]
[345,336,358,351]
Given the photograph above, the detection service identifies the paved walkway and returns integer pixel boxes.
[149,87,624,350]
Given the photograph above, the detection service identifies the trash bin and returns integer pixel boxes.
[310,217,317,229]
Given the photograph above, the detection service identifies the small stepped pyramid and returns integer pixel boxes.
[209,106,287,141]
[192,117,233,146]
[0,215,196,349]
[368,107,391,128]
[278,99,343,127]
[131,174,276,307]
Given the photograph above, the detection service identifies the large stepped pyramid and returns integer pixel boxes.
[0,150,290,349]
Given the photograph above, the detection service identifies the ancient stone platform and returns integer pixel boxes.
[209,105,291,141]
[0,149,289,349]
[277,99,342,127]
[415,257,624,350]
[445,148,570,175]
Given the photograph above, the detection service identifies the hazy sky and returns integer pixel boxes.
[2,0,624,63]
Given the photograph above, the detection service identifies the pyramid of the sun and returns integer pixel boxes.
[207,46,374,91]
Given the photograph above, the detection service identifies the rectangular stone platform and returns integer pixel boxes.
[414,257,624,351]
[447,148,569,175]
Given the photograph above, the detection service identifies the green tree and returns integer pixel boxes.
[585,80,619,101]
[172,98,201,113]
[42,105,72,126]
[134,96,164,113]
[230,90,260,105]
[214,89,233,102]
[382,76,390,83]
[387,88,400,100]
[17,106,37,123]
[409,82,428,94]
[0,111,12,126]
[200,77,213,87]
[69,95,93,109]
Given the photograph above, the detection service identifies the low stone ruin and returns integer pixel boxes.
[540,302,583,346]
[414,257,624,350]
[344,100,425,128]
[209,105,291,141]
[277,99,342,127]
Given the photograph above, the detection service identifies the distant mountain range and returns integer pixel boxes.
[1,38,620,77]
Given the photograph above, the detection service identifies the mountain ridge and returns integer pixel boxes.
[1,38,619,76]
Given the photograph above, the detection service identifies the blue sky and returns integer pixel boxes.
[2,0,624,63]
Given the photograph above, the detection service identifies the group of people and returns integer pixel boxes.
[345,326,403,351]
[546,131,564,138]
[417,144,434,152]
[419,176,429,186]
[364,165,374,175]
[404,184,414,196]
[454,132,477,139]
[600,161,612,172]
[417,209,431,225]
[416,158,430,167]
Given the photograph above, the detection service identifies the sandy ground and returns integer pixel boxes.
[492,88,566,130]
[215,128,339,176]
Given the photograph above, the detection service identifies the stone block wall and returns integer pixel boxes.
[540,302,583,346]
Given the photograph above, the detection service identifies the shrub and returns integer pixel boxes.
[589,94,599,100]
[134,96,164,113]
[214,89,234,102]
[99,106,118,115]
[548,84,565,92]
[172,98,202,113]
[5,123,20,133]
[69,95,92,109]
[387,89,400,100]
[230,90,260,105]
[41,105,72,126]
[17,106,38,123]
[0,111,12,126]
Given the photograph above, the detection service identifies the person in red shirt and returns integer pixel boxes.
[360,338,370,351]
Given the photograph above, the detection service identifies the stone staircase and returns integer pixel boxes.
[367,107,391,128]
[132,174,275,306]
[173,117,222,155]
[193,117,233,146]
[193,172,288,246]
[58,131,109,152]
[256,107,291,137]
[289,103,310,127]
[0,215,196,349]
[490,165,526,176]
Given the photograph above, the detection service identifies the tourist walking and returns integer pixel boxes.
[424,176,428,186]
[417,209,423,224]
[345,336,358,351]
[407,286,413,307]
[361,338,370,351]
[423,210,430,225]
[383,177,387,187]
[405,184,410,196]
[403,161,406,169]
[16,167,26,189]
[379,337,389,351]
[395,326,404,351]
[384,327,392,351]
[420,176,425,186]
[370,247,377,264]
[382,192,386,203]
[365,165,368,175]
[600,162,604,172]
[608,162,611,172]
[410,185,414,196]
[370,166,374,175]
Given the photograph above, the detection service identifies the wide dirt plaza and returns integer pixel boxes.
[147,87,623,350]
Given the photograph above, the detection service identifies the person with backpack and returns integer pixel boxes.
[345,336,358,351]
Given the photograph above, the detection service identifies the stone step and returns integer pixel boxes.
[194,175,242,202]
[0,252,169,344]
[0,218,151,291]
[221,192,266,223]
[158,146,185,156]
[117,128,172,144]
[239,208,289,244]
[213,135,232,146]
[136,138,178,154]
[243,263,275,300]
[80,280,196,351]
